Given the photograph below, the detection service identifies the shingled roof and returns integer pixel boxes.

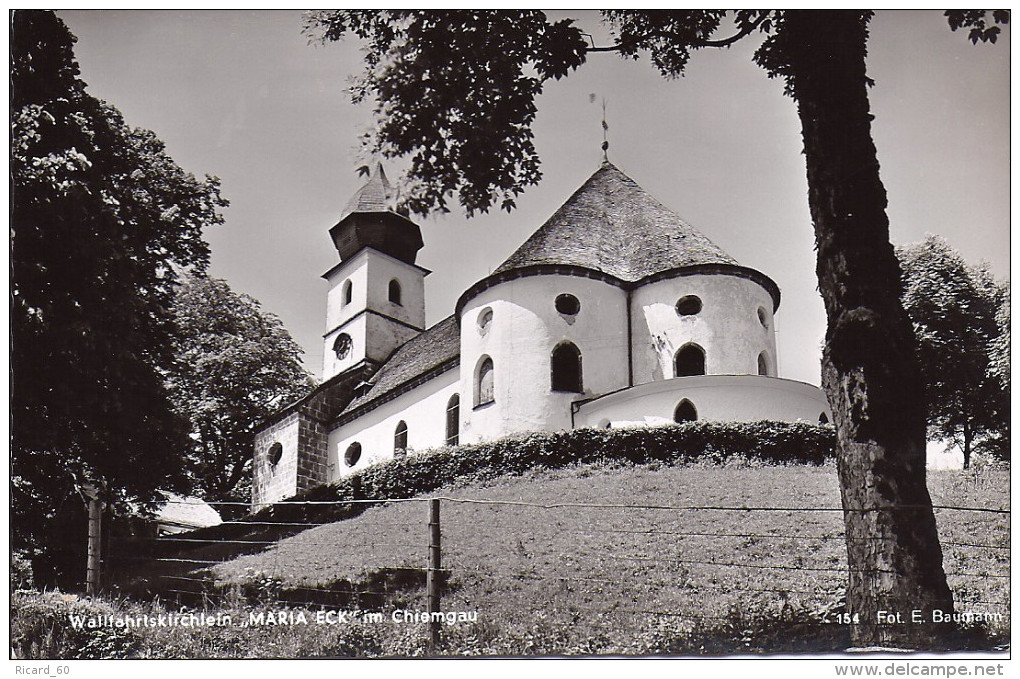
[494,162,738,281]
[337,314,460,420]
[338,164,393,221]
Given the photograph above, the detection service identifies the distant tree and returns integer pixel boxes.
[11,10,227,583]
[978,275,1011,462]
[167,275,314,506]
[985,289,1012,461]
[307,9,1008,647]
[988,287,1011,386]
[898,236,1010,468]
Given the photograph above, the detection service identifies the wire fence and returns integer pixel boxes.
[102,493,1010,651]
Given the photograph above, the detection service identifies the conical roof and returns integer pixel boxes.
[493,162,738,281]
[338,163,394,221]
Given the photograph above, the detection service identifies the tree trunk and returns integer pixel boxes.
[781,10,954,648]
[961,398,973,470]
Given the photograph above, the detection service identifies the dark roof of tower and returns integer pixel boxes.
[493,162,738,281]
[337,315,460,419]
[330,164,424,264]
[338,163,394,220]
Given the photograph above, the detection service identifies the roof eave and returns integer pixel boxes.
[455,262,781,318]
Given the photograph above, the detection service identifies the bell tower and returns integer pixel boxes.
[321,165,428,380]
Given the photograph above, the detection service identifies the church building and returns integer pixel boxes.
[252,162,831,506]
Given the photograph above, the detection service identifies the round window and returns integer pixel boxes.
[555,293,580,315]
[344,442,362,467]
[333,333,352,359]
[676,295,702,316]
[267,442,283,466]
[757,307,769,329]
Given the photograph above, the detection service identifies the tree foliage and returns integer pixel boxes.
[10,10,228,568]
[946,9,1011,43]
[307,10,588,216]
[898,236,1010,466]
[167,275,314,505]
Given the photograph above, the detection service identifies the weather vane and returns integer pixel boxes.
[590,93,610,163]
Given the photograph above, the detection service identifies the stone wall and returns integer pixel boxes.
[252,365,373,507]
[252,411,300,508]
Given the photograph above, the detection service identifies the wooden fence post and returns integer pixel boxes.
[80,484,104,596]
[426,498,441,654]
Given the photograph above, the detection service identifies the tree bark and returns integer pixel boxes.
[781,11,954,648]
[962,423,972,470]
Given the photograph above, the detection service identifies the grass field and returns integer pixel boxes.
[14,459,1008,658]
[201,459,1009,655]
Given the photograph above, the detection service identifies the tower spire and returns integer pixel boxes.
[328,163,423,264]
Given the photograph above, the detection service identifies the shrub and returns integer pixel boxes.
[12,591,141,659]
[12,550,35,590]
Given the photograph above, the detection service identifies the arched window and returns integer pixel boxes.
[267,442,283,466]
[477,307,493,333]
[344,442,362,467]
[819,412,829,424]
[446,394,460,445]
[394,421,408,455]
[388,279,402,305]
[757,307,769,329]
[551,342,583,392]
[342,280,352,306]
[674,344,706,377]
[674,400,698,423]
[758,352,769,376]
[475,356,494,407]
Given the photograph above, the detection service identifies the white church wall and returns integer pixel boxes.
[323,314,367,378]
[323,248,427,333]
[575,375,831,427]
[321,248,428,378]
[364,249,427,330]
[631,274,778,383]
[327,367,460,480]
[458,274,629,443]
[324,249,370,331]
[363,313,422,363]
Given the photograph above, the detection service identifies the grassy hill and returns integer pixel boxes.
[15,458,1008,658]
[195,459,1007,655]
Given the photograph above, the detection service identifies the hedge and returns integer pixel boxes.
[260,420,835,526]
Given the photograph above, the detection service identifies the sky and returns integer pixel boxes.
[57,10,1010,387]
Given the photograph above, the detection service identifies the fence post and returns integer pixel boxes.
[426,498,442,654]
[83,489,103,596]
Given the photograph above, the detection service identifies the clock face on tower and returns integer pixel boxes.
[333,333,352,359]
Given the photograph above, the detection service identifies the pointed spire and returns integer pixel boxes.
[339,163,392,222]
